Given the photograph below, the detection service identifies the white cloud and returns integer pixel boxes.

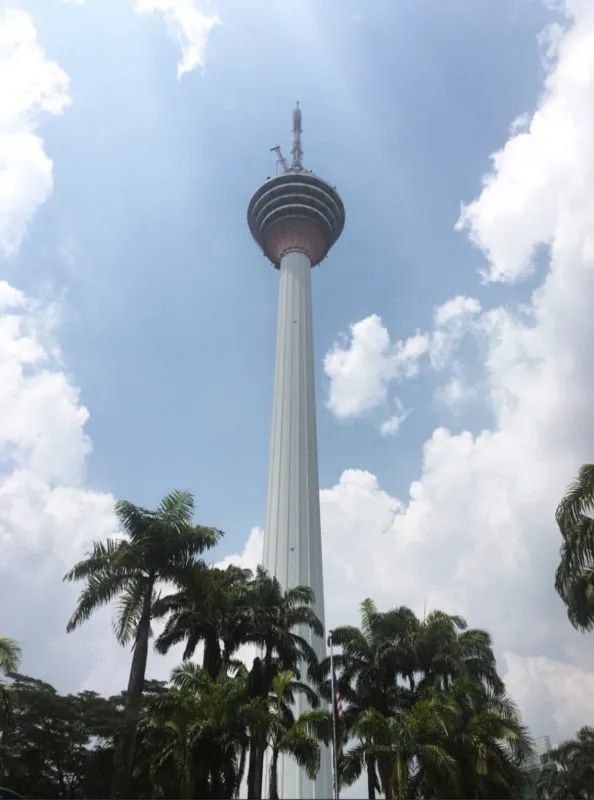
[380,398,410,438]
[0,287,91,485]
[226,0,594,747]
[434,374,476,410]
[0,9,70,257]
[324,314,429,419]
[324,296,481,421]
[0,9,120,691]
[503,653,594,739]
[216,527,263,571]
[134,0,220,78]
[429,295,482,370]
[456,1,594,284]
[379,411,408,438]
[0,0,247,694]
[0,274,122,687]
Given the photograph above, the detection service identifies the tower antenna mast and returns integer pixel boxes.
[291,101,303,170]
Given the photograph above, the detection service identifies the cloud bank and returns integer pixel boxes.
[317,0,594,742]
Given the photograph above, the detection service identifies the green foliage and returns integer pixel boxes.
[10,474,591,799]
[63,490,222,798]
[537,727,594,799]
[1,673,125,798]
[323,599,534,799]
[555,464,594,631]
[4,590,542,800]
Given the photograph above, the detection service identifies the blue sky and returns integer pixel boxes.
[14,0,549,543]
[4,0,594,754]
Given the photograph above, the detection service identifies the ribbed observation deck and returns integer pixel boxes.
[247,170,345,268]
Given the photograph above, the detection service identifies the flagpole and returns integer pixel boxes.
[328,631,340,800]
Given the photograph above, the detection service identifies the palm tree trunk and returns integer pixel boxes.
[269,747,280,800]
[366,754,376,799]
[194,760,210,800]
[253,647,274,800]
[181,746,195,800]
[202,635,222,679]
[236,742,247,798]
[247,739,259,799]
[110,580,153,799]
[222,752,236,799]
[377,755,395,800]
[245,652,269,800]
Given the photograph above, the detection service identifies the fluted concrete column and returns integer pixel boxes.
[262,248,331,800]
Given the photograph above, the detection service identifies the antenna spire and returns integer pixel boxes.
[291,101,303,170]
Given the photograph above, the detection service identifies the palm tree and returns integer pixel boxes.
[415,610,504,695]
[0,637,20,755]
[265,671,331,800]
[433,675,533,798]
[537,726,594,800]
[139,662,248,799]
[245,568,325,800]
[342,699,459,800]
[554,464,594,631]
[63,490,222,799]
[324,600,507,798]
[154,563,253,677]
[322,600,420,798]
[0,639,20,675]
[537,757,574,800]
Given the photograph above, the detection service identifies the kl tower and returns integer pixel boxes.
[248,104,345,799]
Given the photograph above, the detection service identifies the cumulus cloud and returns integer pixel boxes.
[503,653,594,740]
[0,9,121,692]
[0,285,120,687]
[324,314,429,419]
[324,296,481,421]
[0,9,70,257]
[434,378,475,410]
[267,0,594,744]
[216,527,264,571]
[134,0,220,78]
[456,0,594,284]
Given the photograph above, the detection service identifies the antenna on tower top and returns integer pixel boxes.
[270,145,288,174]
[291,101,303,170]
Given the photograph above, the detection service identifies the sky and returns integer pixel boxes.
[2,0,594,764]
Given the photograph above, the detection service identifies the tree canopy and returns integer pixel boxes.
[3,482,593,799]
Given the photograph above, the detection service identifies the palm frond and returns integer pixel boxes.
[0,637,21,674]
[113,578,147,646]
[66,570,130,633]
[556,464,594,533]
[63,538,129,582]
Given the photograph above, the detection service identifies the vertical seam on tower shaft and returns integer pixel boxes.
[281,257,291,590]
[302,255,311,800]
[270,267,282,577]
[286,255,295,592]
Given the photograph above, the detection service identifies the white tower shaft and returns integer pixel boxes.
[262,248,332,800]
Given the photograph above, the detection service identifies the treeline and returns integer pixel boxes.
[0,470,592,800]
[1,605,533,800]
